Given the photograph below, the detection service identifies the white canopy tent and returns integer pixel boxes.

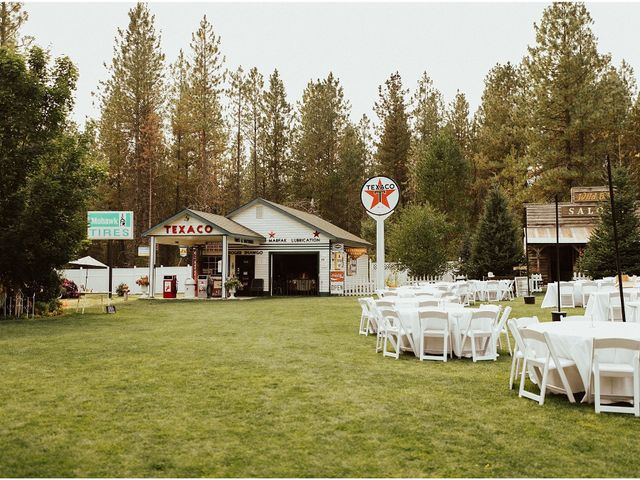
[66,256,108,291]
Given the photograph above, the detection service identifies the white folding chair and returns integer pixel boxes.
[375,299,394,309]
[485,281,501,302]
[518,328,576,405]
[478,303,502,320]
[561,315,589,322]
[508,316,539,389]
[417,310,451,362]
[559,282,575,309]
[495,306,512,355]
[460,310,497,362]
[381,308,415,359]
[609,291,632,322]
[418,299,440,308]
[581,281,597,307]
[592,338,640,416]
[358,298,374,335]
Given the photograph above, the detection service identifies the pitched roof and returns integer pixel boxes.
[227,198,371,247]
[142,208,264,240]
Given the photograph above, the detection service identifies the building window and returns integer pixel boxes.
[256,205,263,219]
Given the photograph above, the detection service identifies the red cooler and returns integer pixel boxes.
[163,275,177,298]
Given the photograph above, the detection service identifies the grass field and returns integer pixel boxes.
[1,294,639,477]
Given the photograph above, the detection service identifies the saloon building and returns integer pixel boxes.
[142,198,370,298]
[524,187,608,283]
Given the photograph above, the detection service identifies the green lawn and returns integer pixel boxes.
[1,295,638,477]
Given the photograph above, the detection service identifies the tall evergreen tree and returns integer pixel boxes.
[262,69,291,203]
[168,49,196,211]
[99,2,165,263]
[523,2,610,200]
[411,71,444,145]
[226,66,248,209]
[468,186,523,277]
[292,72,349,223]
[445,90,472,157]
[0,1,29,49]
[244,67,265,199]
[413,127,470,249]
[374,72,411,195]
[473,62,529,212]
[335,123,368,232]
[580,167,640,278]
[188,14,226,213]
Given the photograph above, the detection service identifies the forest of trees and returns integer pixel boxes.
[4,1,640,269]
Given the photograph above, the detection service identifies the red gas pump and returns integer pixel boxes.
[163,275,177,298]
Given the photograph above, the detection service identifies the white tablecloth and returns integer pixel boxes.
[541,281,583,308]
[393,304,492,358]
[527,321,640,402]
[584,289,638,322]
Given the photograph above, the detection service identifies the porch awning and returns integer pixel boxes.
[526,226,593,244]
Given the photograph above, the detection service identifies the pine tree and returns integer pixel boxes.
[468,186,523,277]
[408,71,444,201]
[445,90,472,157]
[99,2,166,263]
[188,14,226,213]
[244,67,265,199]
[523,2,610,200]
[374,72,411,195]
[292,72,349,223]
[580,167,640,278]
[336,123,368,232]
[414,127,470,223]
[262,69,291,203]
[411,71,444,145]
[473,62,529,212]
[226,66,247,209]
[168,49,196,211]
[0,1,30,49]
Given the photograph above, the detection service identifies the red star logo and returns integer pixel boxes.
[313,230,320,238]
[366,179,395,209]
[268,231,276,238]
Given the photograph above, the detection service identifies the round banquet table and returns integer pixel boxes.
[392,303,491,358]
[584,289,639,322]
[526,321,640,403]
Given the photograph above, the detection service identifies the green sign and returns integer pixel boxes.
[87,211,134,240]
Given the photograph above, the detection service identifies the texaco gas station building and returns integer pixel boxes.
[142,198,371,298]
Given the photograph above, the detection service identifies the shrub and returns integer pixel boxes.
[136,276,149,287]
[60,279,80,299]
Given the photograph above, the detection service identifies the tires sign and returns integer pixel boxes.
[360,176,400,216]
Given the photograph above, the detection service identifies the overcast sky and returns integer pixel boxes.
[20,2,640,126]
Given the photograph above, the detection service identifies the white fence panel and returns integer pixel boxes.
[60,266,192,294]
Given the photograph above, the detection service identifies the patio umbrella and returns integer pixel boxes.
[66,256,108,291]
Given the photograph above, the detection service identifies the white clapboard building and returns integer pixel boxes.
[142,198,371,298]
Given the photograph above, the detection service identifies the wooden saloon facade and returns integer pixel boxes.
[525,187,608,283]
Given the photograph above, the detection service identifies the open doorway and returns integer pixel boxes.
[270,253,319,296]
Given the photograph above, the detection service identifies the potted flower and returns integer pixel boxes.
[116,283,129,300]
[136,275,150,297]
[224,277,243,299]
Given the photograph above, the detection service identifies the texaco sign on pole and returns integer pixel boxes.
[361,176,400,290]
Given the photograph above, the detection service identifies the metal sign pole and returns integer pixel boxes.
[607,154,626,322]
[360,176,400,292]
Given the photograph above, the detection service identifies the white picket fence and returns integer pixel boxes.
[60,266,192,295]
[342,262,447,296]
